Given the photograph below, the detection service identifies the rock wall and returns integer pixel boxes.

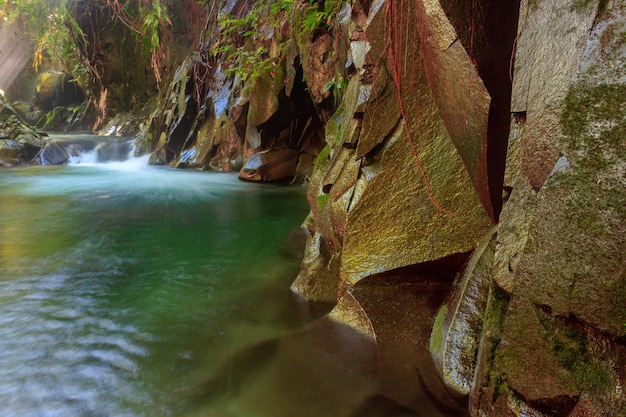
[471,0,626,415]
[136,0,338,181]
[284,0,625,416]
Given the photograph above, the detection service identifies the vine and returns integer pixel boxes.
[385,0,455,216]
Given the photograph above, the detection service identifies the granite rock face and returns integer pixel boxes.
[471,1,626,416]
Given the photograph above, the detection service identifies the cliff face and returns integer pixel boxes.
[285,0,625,416]
[471,1,626,415]
[136,0,337,177]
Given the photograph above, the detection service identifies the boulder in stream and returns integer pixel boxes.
[239,148,300,183]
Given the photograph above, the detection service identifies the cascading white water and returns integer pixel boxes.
[47,133,148,167]
[68,145,151,168]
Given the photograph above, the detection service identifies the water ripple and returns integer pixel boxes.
[0,272,152,417]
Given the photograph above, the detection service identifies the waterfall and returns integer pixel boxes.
[46,134,149,167]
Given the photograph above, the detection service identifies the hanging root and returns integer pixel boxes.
[385,0,456,217]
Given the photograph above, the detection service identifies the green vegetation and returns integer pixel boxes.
[211,0,290,82]
[300,0,344,32]
[316,144,330,164]
[562,82,626,154]
[210,0,345,83]
[316,193,330,211]
[610,278,626,330]
[558,81,626,333]
[322,75,347,105]
[571,0,595,12]
[535,308,612,393]
[1,0,173,91]
[483,286,511,402]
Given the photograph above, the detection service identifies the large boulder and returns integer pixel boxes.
[37,141,70,165]
[238,148,300,182]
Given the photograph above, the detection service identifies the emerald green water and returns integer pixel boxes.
[0,159,318,416]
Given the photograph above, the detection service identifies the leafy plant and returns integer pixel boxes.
[322,74,346,104]
[32,4,89,86]
[141,0,172,84]
[209,0,293,82]
[301,0,344,32]
[209,0,345,86]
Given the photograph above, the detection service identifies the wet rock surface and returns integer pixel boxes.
[430,228,496,397]
[471,1,626,416]
[239,148,300,183]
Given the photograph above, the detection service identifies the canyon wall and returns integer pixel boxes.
[286,0,625,415]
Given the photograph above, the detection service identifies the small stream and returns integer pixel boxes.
[0,135,448,417]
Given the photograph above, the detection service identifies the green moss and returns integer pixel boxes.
[486,286,509,328]
[495,381,512,401]
[535,307,612,393]
[315,144,330,164]
[610,278,626,327]
[561,82,626,167]
[429,304,448,354]
[554,81,626,335]
[571,0,595,12]
[481,286,511,402]
[316,193,330,211]
[324,102,349,150]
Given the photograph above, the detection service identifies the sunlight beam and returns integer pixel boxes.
[0,22,30,92]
